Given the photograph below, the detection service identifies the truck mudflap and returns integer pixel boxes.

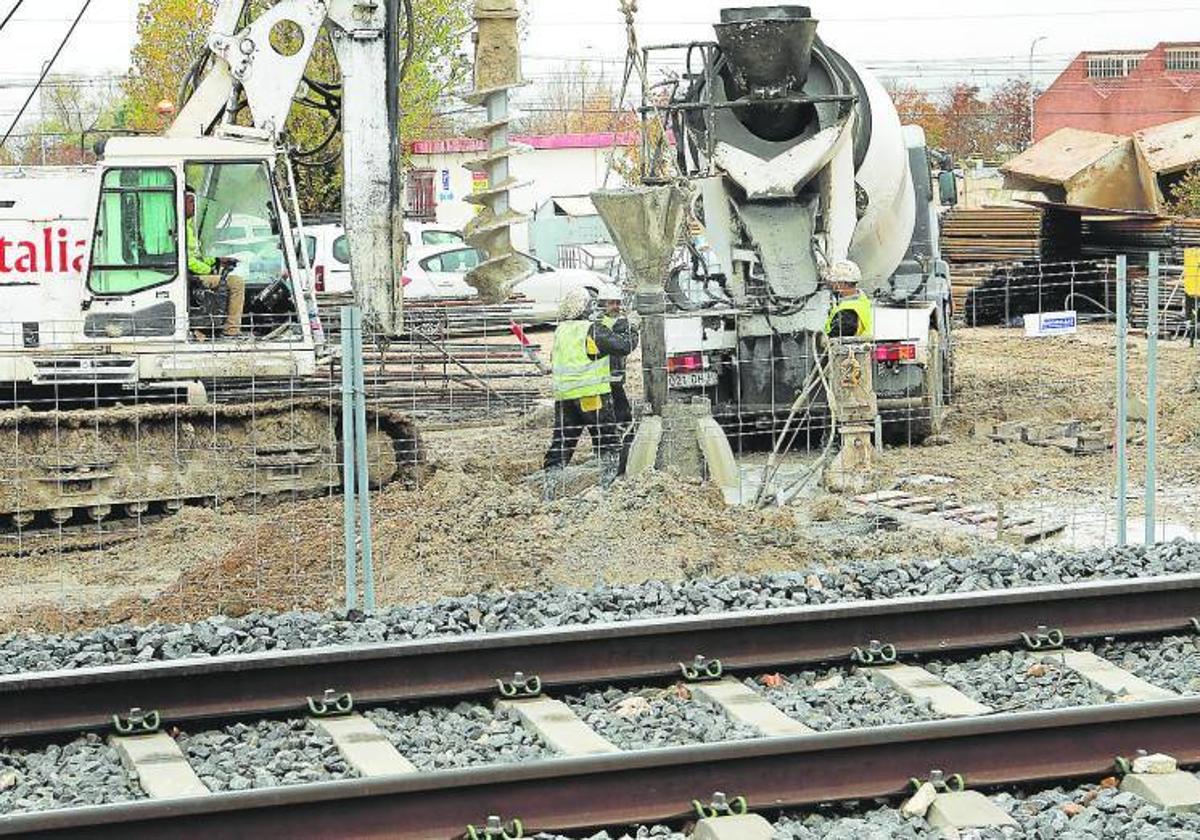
[0,397,423,531]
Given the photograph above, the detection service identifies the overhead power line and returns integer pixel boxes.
[0,0,92,150]
[0,0,26,33]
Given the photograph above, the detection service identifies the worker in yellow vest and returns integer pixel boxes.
[542,288,636,500]
[824,259,873,339]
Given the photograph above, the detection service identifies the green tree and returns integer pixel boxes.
[1169,166,1200,217]
[125,0,472,213]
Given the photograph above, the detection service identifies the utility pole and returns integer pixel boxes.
[1028,36,1047,146]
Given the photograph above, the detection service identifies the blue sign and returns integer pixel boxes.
[441,169,451,191]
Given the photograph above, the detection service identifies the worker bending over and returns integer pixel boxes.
[186,186,246,338]
[824,259,873,339]
[543,288,636,500]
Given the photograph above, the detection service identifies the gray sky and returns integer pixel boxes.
[0,0,1196,135]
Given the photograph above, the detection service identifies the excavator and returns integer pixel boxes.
[0,0,436,528]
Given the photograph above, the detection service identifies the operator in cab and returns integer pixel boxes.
[185,186,246,339]
[824,259,873,340]
[542,288,635,501]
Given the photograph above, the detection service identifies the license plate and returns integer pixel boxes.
[668,371,718,389]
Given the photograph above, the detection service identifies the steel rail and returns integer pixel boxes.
[1,574,1198,741]
[3,698,1200,839]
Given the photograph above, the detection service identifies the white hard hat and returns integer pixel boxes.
[558,287,590,320]
[596,287,623,303]
[826,259,862,287]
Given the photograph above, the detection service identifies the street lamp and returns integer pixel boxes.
[1028,36,1047,146]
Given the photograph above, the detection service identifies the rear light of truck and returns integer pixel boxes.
[314,264,325,293]
[667,352,704,373]
[873,342,917,363]
[401,275,412,288]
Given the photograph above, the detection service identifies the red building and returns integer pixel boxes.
[1034,43,1200,141]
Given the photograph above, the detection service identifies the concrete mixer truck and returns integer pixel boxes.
[622,5,953,444]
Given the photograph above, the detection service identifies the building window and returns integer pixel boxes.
[1086,54,1144,79]
[1166,48,1200,72]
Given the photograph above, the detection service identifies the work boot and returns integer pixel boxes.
[599,452,620,489]
[542,465,565,502]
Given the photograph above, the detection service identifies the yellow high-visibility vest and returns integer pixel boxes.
[551,320,612,401]
[825,292,874,338]
[1184,248,1200,298]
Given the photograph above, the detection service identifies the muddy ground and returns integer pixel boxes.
[4,324,1199,633]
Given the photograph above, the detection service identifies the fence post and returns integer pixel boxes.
[351,307,377,611]
[340,305,359,610]
[1115,256,1128,548]
[1145,252,1159,547]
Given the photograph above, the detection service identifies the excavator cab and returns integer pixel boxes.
[84,150,305,346]
[74,137,318,387]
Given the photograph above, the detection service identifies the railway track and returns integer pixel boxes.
[2,574,1199,838]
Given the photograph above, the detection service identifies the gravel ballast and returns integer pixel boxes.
[365,703,549,770]
[751,669,937,730]
[179,719,354,791]
[0,734,143,813]
[4,541,1199,676]
[1091,636,1200,695]
[564,687,760,749]
[927,649,1113,712]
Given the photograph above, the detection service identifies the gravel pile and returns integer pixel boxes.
[1090,636,1200,694]
[928,649,1112,713]
[0,734,143,813]
[365,703,549,770]
[751,669,937,730]
[179,719,354,791]
[564,687,760,749]
[4,541,1200,676]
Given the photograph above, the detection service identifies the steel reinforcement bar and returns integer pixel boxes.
[3,698,1200,838]
[1,574,1198,740]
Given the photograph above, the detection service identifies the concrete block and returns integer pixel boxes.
[1133,753,1178,775]
[311,714,417,777]
[497,697,618,756]
[873,664,993,717]
[1121,771,1200,813]
[626,415,662,478]
[1050,651,1177,701]
[691,814,774,840]
[926,791,1017,831]
[692,678,814,737]
[109,732,209,799]
[696,416,741,504]
[901,782,939,819]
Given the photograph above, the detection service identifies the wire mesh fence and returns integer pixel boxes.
[0,259,1196,634]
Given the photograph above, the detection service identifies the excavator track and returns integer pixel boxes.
[0,398,423,534]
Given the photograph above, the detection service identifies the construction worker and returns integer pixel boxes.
[597,288,638,427]
[185,186,246,338]
[1185,247,1200,348]
[824,259,873,339]
[543,288,633,500]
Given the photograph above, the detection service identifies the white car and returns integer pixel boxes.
[403,243,622,321]
[296,221,463,295]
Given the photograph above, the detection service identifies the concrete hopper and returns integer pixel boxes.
[591,186,687,293]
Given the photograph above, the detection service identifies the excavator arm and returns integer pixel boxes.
[169,0,403,336]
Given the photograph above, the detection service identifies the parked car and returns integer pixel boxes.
[296,221,464,295]
[404,243,622,321]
